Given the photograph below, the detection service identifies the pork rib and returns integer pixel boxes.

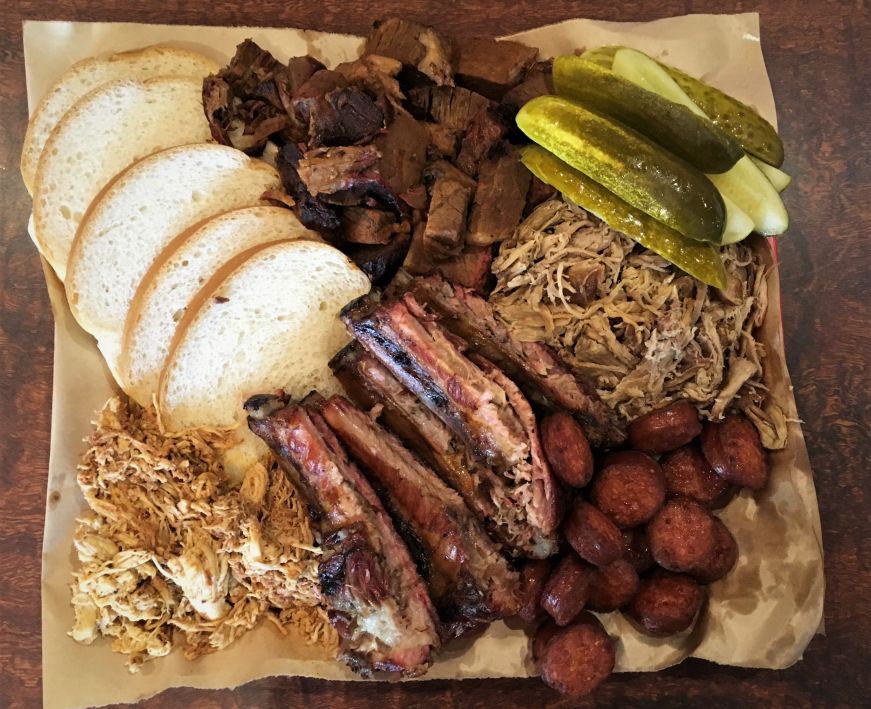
[331,344,557,558]
[342,294,530,471]
[246,394,440,676]
[318,394,520,636]
[402,274,626,447]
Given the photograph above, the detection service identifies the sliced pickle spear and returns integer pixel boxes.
[520,144,727,289]
[598,45,784,167]
[751,157,792,192]
[610,48,789,236]
[707,156,789,235]
[579,45,619,69]
[516,95,726,244]
[553,56,743,173]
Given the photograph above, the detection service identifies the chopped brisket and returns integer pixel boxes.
[500,60,554,109]
[307,87,385,147]
[525,174,557,215]
[341,207,396,245]
[455,38,539,100]
[291,69,349,127]
[422,178,472,258]
[454,108,509,177]
[335,54,405,109]
[424,123,461,160]
[404,274,627,446]
[246,395,440,676]
[402,223,434,276]
[408,86,493,131]
[366,17,454,86]
[423,159,476,190]
[435,246,493,294]
[467,146,531,245]
[374,109,429,194]
[320,395,520,636]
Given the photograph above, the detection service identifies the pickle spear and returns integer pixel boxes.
[582,44,784,167]
[520,144,727,289]
[516,95,726,244]
[553,55,743,173]
[611,48,788,235]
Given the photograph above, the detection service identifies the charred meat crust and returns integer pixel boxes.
[246,396,440,676]
[341,294,529,471]
[319,395,520,637]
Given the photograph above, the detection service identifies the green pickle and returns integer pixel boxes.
[581,45,784,167]
[520,145,727,289]
[553,56,743,173]
[516,95,726,244]
[667,65,784,167]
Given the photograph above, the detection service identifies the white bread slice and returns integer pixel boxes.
[21,45,218,194]
[32,76,212,280]
[120,206,319,406]
[158,240,370,478]
[65,144,282,382]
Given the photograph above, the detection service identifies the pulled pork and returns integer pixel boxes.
[69,396,336,672]
[490,198,787,449]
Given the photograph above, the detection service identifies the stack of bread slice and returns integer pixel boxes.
[23,45,371,476]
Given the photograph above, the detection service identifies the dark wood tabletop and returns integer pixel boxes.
[2,1,869,707]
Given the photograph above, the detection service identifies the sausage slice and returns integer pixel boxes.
[662,444,735,509]
[691,518,739,584]
[628,401,702,454]
[591,457,666,528]
[518,559,553,623]
[700,414,769,490]
[541,412,594,488]
[538,613,615,696]
[540,552,595,626]
[622,527,655,574]
[625,570,705,636]
[586,558,640,612]
[647,499,718,573]
[563,500,623,567]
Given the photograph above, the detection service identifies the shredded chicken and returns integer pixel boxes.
[491,198,787,449]
[70,396,337,672]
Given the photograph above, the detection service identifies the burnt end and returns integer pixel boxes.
[308,87,385,147]
[366,16,454,86]
[455,38,539,100]
[347,232,412,287]
[466,145,531,245]
[424,123,461,160]
[275,143,341,234]
[291,69,349,127]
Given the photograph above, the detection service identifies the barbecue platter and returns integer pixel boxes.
[24,14,824,703]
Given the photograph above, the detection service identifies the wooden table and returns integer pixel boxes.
[1,1,868,707]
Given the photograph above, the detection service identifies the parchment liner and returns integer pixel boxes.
[24,14,824,709]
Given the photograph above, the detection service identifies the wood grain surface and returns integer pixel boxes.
[1,1,869,707]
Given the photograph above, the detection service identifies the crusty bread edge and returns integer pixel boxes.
[33,75,208,277]
[155,238,303,428]
[21,45,218,193]
[118,206,300,397]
